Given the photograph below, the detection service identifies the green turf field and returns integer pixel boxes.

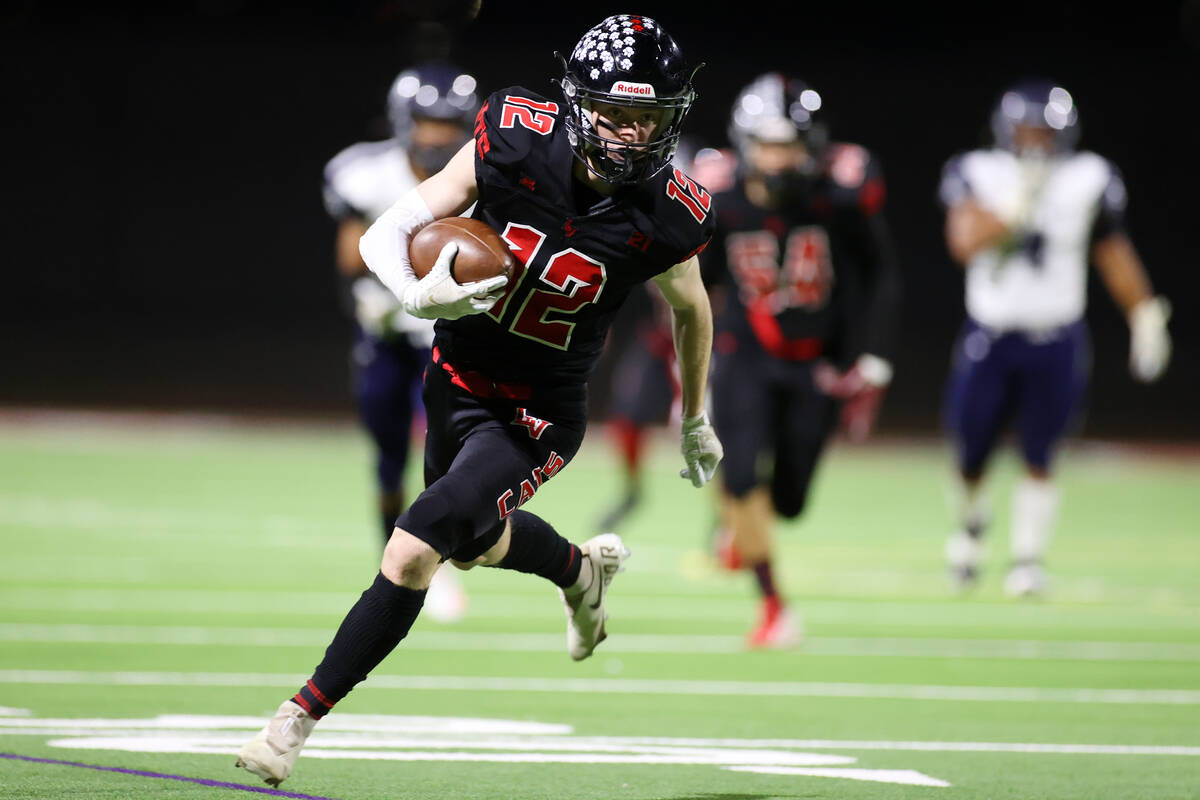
[1,411,1198,799]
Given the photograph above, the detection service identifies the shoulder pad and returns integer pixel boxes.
[938,152,973,208]
[322,140,400,220]
[651,164,717,263]
[823,142,886,215]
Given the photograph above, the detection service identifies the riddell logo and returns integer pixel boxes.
[610,81,656,97]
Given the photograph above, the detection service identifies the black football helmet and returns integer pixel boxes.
[387,61,480,173]
[557,14,702,185]
[728,72,827,204]
[990,79,1080,155]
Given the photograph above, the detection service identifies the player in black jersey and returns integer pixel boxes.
[236,15,722,788]
[702,73,901,649]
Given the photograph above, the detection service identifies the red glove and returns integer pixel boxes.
[812,354,893,443]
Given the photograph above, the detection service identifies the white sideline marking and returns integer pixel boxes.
[1,670,1198,705]
[2,623,1198,662]
[728,766,951,787]
[2,714,1197,757]
[0,707,30,716]
[0,709,942,787]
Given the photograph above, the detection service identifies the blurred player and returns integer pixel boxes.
[702,73,901,648]
[237,14,721,787]
[593,138,736,534]
[593,280,679,532]
[939,79,1171,597]
[321,61,480,622]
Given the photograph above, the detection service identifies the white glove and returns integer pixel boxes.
[1129,296,1171,382]
[813,354,892,443]
[679,412,723,488]
[399,242,509,321]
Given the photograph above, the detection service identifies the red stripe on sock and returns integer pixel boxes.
[291,694,314,714]
[557,546,578,581]
[306,679,333,708]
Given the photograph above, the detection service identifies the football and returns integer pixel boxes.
[409,217,515,284]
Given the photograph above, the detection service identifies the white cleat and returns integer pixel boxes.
[1004,563,1048,598]
[235,700,318,787]
[559,532,630,661]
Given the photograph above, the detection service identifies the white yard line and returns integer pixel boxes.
[2,623,1199,662]
[4,587,1199,629]
[0,670,1197,705]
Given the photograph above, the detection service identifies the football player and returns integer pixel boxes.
[702,72,901,648]
[321,60,480,623]
[237,15,722,787]
[939,79,1171,597]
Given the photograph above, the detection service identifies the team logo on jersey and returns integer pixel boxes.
[511,408,551,439]
[610,81,656,97]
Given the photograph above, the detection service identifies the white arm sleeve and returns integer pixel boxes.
[358,187,435,301]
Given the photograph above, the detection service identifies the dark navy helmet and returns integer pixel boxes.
[990,79,1080,154]
[728,72,828,169]
[557,14,702,184]
[386,61,480,172]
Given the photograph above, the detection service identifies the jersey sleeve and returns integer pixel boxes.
[937,153,972,209]
[697,196,730,289]
[824,143,887,216]
[473,87,563,184]
[1090,158,1129,243]
[832,151,901,363]
[321,144,372,221]
[649,164,717,272]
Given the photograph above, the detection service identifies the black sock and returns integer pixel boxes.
[752,561,778,599]
[292,572,426,718]
[497,509,582,588]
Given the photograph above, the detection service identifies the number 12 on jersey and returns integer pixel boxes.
[487,222,607,350]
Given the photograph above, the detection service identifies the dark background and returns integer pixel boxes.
[2,0,1197,439]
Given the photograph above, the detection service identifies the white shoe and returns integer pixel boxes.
[945,529,984,591]
[1004,563,1048,598]
[235,700,318,786]
[559,533,630,661]
[424,566,469,623]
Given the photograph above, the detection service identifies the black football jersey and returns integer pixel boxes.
[432,86,715,386]
[702,143,900,367]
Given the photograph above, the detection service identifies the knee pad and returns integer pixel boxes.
[395,487,479,560]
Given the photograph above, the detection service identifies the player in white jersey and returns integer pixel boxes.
[937,79,1171,597]
[322,61,480,621]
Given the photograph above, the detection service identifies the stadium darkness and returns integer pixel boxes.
[2,0,1196,438]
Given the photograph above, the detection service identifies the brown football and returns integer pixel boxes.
[409,217,515,284]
